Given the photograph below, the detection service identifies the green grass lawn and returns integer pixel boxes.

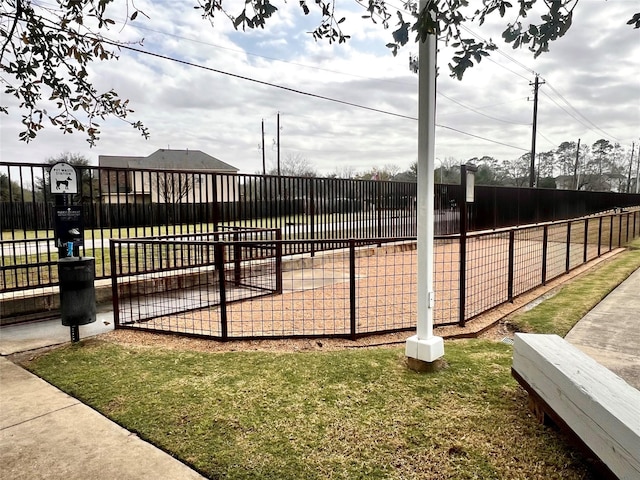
[21,239,640,479]
[509,237,640,336]
[25,340,594,480]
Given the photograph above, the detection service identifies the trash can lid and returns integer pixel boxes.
[58,256,95,263]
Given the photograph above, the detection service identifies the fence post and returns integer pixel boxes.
[310,178,316,257]
[377,181,382,239]
[211,173,220,232]
[275,230,283,295]
[110,239,120,328]
[215,242,228,340]
[626,212,630,243]
[583,218,588,264]
[349,239,357,340]
[508,230,515,302]
[233,231,241,286]
[598,216,603,257]
[565,221,572,273]
[459,167,469,327]
[541,225,548,285]
[618,213,623,247]
[609,216,614,251]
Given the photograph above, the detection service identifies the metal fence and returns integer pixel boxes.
[1,163,421,292]
[110,209,640,340]
[3,160,640,296]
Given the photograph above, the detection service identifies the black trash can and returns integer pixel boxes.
[58,257,96,326]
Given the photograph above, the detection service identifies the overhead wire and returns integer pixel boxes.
[456,22,625,145]
[102,39,529,152]
[537,131,559,149]
[544,81,622,143]
[21,0,539,147]
[2,5,532,153]
[9,2,619,154]
[539,89,621,145]
[18,1,631,148]
[437,124,528,151]
[439,92,530,125]
[100,6,534,128]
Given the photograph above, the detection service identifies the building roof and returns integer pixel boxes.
[99,149,238,172]
[98,155,144,168]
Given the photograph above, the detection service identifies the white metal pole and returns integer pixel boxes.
[405,2,444,364]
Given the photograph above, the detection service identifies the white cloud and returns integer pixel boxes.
[1,0,638,175]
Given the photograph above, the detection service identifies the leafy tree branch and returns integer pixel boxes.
[1,0,149,145]
[1,0,637,144]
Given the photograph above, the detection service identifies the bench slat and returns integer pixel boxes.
[513,333,640,480]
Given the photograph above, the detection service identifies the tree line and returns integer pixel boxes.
[287,138,637,193]
[1,140,638,206]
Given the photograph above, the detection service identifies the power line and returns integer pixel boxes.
[540,90,621,144]
[435,125,528,152]
[27,0,630,148]
[108,42,419,121]
[459,25,537,78]
[4,8,534,153]
[544,81,622,143]
[537,131,558,149]
[133,20,531,129]
[109,42,529,152]
[540,90,585,124]
[37,0,538,131]
[117,21,418,88]
[103,7,537,129]
[439,92,530,126]
[457,24,624,144]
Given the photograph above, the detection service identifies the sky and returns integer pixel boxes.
[1,0,639,176]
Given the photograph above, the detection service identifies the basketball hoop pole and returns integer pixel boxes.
[405,1,444,367]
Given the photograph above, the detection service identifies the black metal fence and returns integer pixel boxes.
[110,209,640,340]
[3,160,640,295]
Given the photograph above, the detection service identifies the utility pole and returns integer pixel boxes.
[636,140,640,194]
[573,138,581,190]
[629,142,636,193]
[261,119,266,176]
[276,112,281,178]
[529,75,544,188]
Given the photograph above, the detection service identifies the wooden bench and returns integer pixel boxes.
[512,333,640,480]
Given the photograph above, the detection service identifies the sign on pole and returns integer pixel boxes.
[50,162,78,194]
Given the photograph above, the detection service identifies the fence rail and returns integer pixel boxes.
[110,210,640,340]
[3,160,640,317]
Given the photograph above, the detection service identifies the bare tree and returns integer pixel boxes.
[155,172,193,203]
[269,153,317,177]
[329,165,357,179]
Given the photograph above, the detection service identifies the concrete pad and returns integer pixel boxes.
[0,358,205,480]
[281,269,352,292]
[0,311,114,356]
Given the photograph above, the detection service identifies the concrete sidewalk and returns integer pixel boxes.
[565,266,640,390]
[0,267,638,479]
[0,313,205,479]
[0,357,205,480]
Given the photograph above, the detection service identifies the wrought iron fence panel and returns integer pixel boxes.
[2,160,640,331]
